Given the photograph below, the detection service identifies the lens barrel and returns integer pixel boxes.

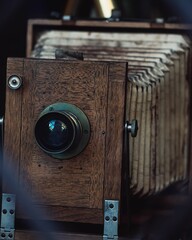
[34,103,90,159]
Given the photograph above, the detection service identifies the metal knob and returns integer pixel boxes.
[126,120,138,137]
[8,75,22,90]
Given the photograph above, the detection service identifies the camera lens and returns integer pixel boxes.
[47,119,69,148]
[34,103,91,159]
[35,112,75,153]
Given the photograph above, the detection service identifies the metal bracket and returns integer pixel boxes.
[108,9,121,22]
[0,194,16,240]
[103,200,119,240]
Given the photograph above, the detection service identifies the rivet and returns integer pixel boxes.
[109,203,114,209]
[8,75,22,90]
[9,209,14,215]
[8,233,13,238]
[1,233,6,237]
[2,209,7,214]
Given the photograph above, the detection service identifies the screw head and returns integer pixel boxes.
[2,209,7,214]
[1,232,6,237]
[9,209,14,215]
[109,203,114,209]
[8,75,22,90]
[8,233,13,238]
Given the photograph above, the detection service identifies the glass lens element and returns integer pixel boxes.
[48,119,68,147]
[35,112,75,153]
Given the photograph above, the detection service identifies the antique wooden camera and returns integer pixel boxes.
[2,19,192,238]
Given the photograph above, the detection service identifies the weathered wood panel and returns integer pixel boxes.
[3,58,127,223]
[3,58,24,192]
[15,230,129,240]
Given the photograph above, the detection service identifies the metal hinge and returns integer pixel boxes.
[103,200,119,240]
[0,194,16,240]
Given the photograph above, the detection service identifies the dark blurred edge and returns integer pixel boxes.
[1,0,192,239]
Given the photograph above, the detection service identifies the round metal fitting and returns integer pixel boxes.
[126,119,138,137]
[34,102,91,160]
[7,75,22,90]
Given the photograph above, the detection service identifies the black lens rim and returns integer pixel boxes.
[35,111,76,154]
[34,102,91,160]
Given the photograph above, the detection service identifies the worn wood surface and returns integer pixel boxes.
[16,205,103,224]
[3,58,24,192]
[189,46,192,194]
[15,231,103,240]
[15,230,130,240]
[104,62,127,200]
[3,58,127,223]
[26,19,192,57]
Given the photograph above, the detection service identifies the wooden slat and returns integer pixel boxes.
[104,62,127,200]
[3,58,24,193]
[15,230,129,240]
[15,230,103,240]
[188,46,192,194]
[17,206,103,224]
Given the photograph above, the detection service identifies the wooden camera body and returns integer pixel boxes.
[4,57,127,224]
[2,19,192,238]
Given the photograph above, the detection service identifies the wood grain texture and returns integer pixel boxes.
[15,230,128,240]
[104,62,127,200]
[188,47,192,194]
[4,58,127,223]
[3,58,24,193]
[17,205,103,224]
[19,59,108,209]
[27,19,192,57]
[26,20,33,58]
[15,230,103,240]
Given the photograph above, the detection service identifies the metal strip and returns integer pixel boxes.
[0,117,3,154]
[0,194,16,240]
[103,200,119,239]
